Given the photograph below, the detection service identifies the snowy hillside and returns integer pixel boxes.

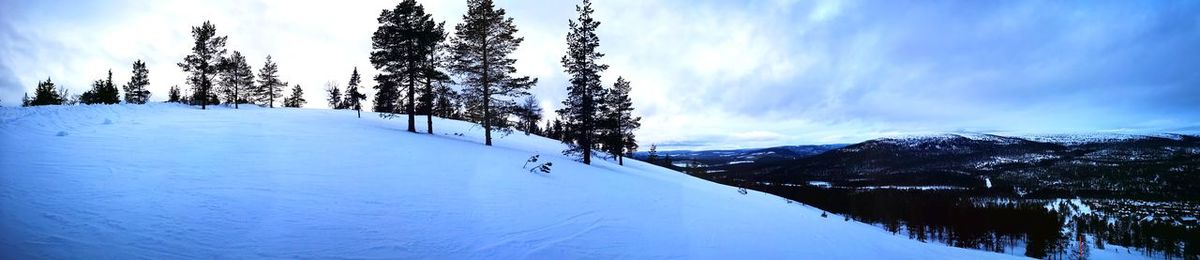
[0,104,1014,259]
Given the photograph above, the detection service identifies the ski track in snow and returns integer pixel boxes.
[0,104,1017,259]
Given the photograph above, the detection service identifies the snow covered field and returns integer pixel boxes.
[0,104,1016,259]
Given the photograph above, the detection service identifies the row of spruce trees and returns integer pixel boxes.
[20,0,642,166]
[175,21,306,109]
[20,61,151,107]
[20,22,309,110]
[361,0,641,165]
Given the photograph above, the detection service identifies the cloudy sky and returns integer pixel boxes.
[2,0,1198,150]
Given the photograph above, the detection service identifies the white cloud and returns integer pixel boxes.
[2,0,1197,150]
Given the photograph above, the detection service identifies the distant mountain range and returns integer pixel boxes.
[631,144,848,166]
[651,133,1200,201]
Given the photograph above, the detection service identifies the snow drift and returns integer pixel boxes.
[0,104,1015,259]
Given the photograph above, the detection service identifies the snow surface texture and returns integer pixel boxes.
[0,104,1016,259]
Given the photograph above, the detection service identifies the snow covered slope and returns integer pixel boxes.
[0,104,1015,259]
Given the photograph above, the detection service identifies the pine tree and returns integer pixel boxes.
[325,81,342,109]
[167,85,182,103]
[371,0,443,133]
[107,70,120,103]
[343,68,368,118]
[81,70,120,105]
[218,51,254,108]
[373,75,399,113]
[256,55,285,108]
[515,95,542,135]
[189,81,220,106]
[449,0,537,146]
[21,93,31,107]
[646,144,659,164]
[283,84,306,108]
[123,60,152,104]
[177,21,228,110]
[420,22,450,134]
[432,82,460,119]
[550,118,565,141]
[558,0,608,164]
[80,81,101,105]
[600,77,641,165]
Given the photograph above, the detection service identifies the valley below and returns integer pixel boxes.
[639,133,1200,259]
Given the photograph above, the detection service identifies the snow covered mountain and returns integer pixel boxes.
[0,104,1013,259]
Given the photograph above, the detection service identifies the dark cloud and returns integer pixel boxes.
[678,1,1200,135]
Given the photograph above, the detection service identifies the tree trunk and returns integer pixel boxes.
[583,145,591,164]
[581,75,592,165]
[426,78,433,134]
[482,38,492,146]
[483,83,491,146]
[407,71,416,132]
[618,136,624,166]
[582,124,591,164]
[202,86,208,109]
[200,73,207,110]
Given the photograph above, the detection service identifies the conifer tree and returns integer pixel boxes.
[548,118,565,141]
[189,85,220,106]
[432,83,461,119]
[256,55,285,108]
[22,93,31,107]
[123,60,152,104]
[420,22,449,134]
[81,70,120,105]
[167,85,182,103]
[218,51,254,108]
[283,84,306,108]
[80,80,102,105]
[177,21,228,110]
[326,81,342,109]
[646,144,659,164]
[81,82,98,105]
[449,0,537,146]
[104,70,120,104]
[371,0,443,133]
[343,68,367,118]
[558,0,607,164]
[600,77,641,165]
[373,76,399,113]
[516,95,542,135]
